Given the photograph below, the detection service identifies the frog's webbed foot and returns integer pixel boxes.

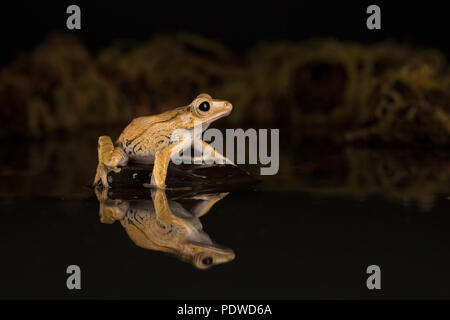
[93,136,128,188]
[191,192,229,201]
[93,163,109,188]
[190,192,229,217]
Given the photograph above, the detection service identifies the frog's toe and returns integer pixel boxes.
[92,166,102,187]
[92,174,100,187]
[93,163,110,189]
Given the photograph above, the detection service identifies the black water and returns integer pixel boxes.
[1,189,450,299]
[1,139,450,299]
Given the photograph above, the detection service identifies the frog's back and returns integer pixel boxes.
[116,109,182,160]
[116,115,160,146]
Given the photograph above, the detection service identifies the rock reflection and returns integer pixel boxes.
[94,186,235,269]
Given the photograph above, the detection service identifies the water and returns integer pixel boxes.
[1,137,450,299]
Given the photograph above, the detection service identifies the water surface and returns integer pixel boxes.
[1,139,450,299]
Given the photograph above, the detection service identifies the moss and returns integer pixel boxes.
[97,33,235,118]
[2,33,450,145]
[260,147,450,211]
[0,34,120,137]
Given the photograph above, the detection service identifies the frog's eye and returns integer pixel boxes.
[202,257,213,266]
[194,100,211,116]
[199,101,210,112]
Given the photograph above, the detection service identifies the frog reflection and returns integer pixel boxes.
[94,187,235,269]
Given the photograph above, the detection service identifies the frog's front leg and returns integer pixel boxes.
[151,188,192,229]
[93,136,129,188]
[192,140,235,165]
[151,139,191,189]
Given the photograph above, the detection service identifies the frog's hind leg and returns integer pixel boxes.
[93,162,108,188]
[99,136,128,168]
[93,136,129,187]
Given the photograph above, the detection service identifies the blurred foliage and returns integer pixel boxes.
[261,146,450,212]
[0,34,120,137]
[2,33,450,145]
[242,40,450,144]
[97,33,236,119]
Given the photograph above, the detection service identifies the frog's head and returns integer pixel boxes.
[181,93,232,130]
[188,241,236,269]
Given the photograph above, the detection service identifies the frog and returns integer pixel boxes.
[93,93,234,189]
[94,187,235,269]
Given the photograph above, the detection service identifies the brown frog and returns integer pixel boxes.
[93,93,234,189]
[95,187,235,269]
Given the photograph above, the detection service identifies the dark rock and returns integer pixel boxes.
[106,163,259,200]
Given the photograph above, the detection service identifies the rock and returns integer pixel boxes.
[105,163,259,200]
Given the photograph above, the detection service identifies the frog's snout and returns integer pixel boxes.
[224,101,233,113]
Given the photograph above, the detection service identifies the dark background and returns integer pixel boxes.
[2,1,450,300]
[1,1,450,66]
[3,191,450,299]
